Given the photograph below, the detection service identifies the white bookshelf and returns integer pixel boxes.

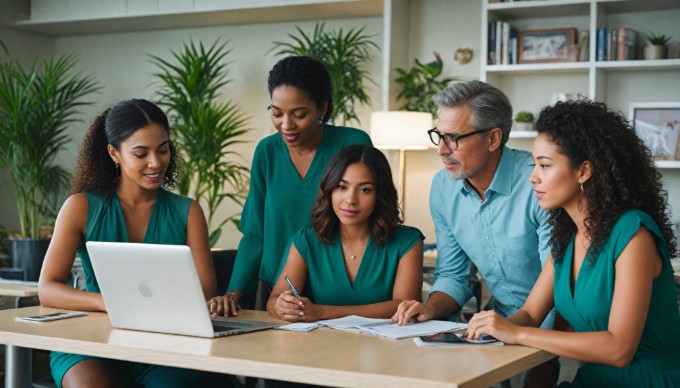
[509,130,537,139]
[482,0,680,169]
[655,160,680,169]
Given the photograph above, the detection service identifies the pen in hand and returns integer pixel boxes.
[284,275,303,304]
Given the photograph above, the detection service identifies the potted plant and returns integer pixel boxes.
[271,22,378,125]
[394,52,460,116]
[514,111,535,131]
[150,40,250,247]
[644,32,672,60]
[0,46,99,280]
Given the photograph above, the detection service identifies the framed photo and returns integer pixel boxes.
[629,102,680,160]
[518,28,577,64]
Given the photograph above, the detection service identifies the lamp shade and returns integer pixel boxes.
[370,111,433,150]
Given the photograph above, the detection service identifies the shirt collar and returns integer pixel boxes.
[488,146,513,196]
[461,146,514,197]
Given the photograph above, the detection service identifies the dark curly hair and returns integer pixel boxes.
[267,56,333,123]
[71,99,179,196]
[311,145,401,247]
[535,99,677,263]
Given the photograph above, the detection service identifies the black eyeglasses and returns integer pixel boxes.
[427,127,494,150]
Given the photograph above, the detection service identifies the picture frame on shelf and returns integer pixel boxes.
[518,28,577,64]
[629,102,680,160]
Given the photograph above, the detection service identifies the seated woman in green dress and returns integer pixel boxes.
[466,100,680,387]
[209,56,372,317]
[39,99,227,387]
[267,144,424,321]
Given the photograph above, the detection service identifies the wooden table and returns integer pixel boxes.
[0,306,554,388]
[0,281,39,387]
[0,280,39,307]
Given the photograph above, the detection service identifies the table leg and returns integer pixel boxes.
[5,345,32,388]
[7,296,38,387]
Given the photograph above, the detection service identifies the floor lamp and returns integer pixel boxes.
[370,111,433,219]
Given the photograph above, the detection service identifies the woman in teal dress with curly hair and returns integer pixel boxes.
[39,99,228,387]
[466,100,680,387]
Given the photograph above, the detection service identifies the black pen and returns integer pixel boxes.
[284,275,303,302]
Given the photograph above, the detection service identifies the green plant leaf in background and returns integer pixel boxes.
[149,40,250,247]
[647,31,672,46]
[271,23,378,125]
[394,52,461,116]
[0,46,100,238]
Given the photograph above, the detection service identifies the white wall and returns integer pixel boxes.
[398,0,483,243]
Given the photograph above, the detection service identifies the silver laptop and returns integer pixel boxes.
[86,241,279,338]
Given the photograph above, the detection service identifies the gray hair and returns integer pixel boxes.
[432,80,513,145]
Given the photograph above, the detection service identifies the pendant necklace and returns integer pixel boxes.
[342,239,365,261]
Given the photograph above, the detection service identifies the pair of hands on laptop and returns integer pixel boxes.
[208,291,242,319]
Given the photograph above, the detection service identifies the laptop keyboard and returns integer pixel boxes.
[212,324,240,332]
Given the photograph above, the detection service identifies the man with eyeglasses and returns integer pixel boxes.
[392,80,558,387]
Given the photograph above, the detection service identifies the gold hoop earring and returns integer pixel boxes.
[113,163,120,184]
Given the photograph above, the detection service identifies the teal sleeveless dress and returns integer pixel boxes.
[555,210,680,387]
[292,225,424,305]
[50,189,224,387]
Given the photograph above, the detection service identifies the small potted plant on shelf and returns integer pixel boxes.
[513,111,534,132]
[643,32,672,60]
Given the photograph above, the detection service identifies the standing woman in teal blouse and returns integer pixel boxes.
[39,99,224,387]
[467,100,680,387]
[268,144,424,321]
[211,56,372,317]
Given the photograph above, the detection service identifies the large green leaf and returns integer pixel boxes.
[0,49,100,238]
[271,23,378,125]
[394,52,460,116]
[150,40,250,247]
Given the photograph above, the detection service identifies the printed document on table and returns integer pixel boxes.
[360,320,466,340]
[275,322,319,332]
[316,315,390,332]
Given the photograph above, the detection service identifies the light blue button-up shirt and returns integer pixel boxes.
[429,146,551,319]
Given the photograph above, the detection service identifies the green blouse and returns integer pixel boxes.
[78,188,191,292]
[555,210,680,387]
[293,225,424,305]
[228,125,372,296]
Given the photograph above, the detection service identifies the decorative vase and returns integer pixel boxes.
[643,45,667,60]
[9,238,51,281]
[514,122,533,132]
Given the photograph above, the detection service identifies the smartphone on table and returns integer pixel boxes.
[15,311,87,322]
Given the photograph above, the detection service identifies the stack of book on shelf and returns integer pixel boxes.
[488,21,518,65]
[596,27,637,61]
